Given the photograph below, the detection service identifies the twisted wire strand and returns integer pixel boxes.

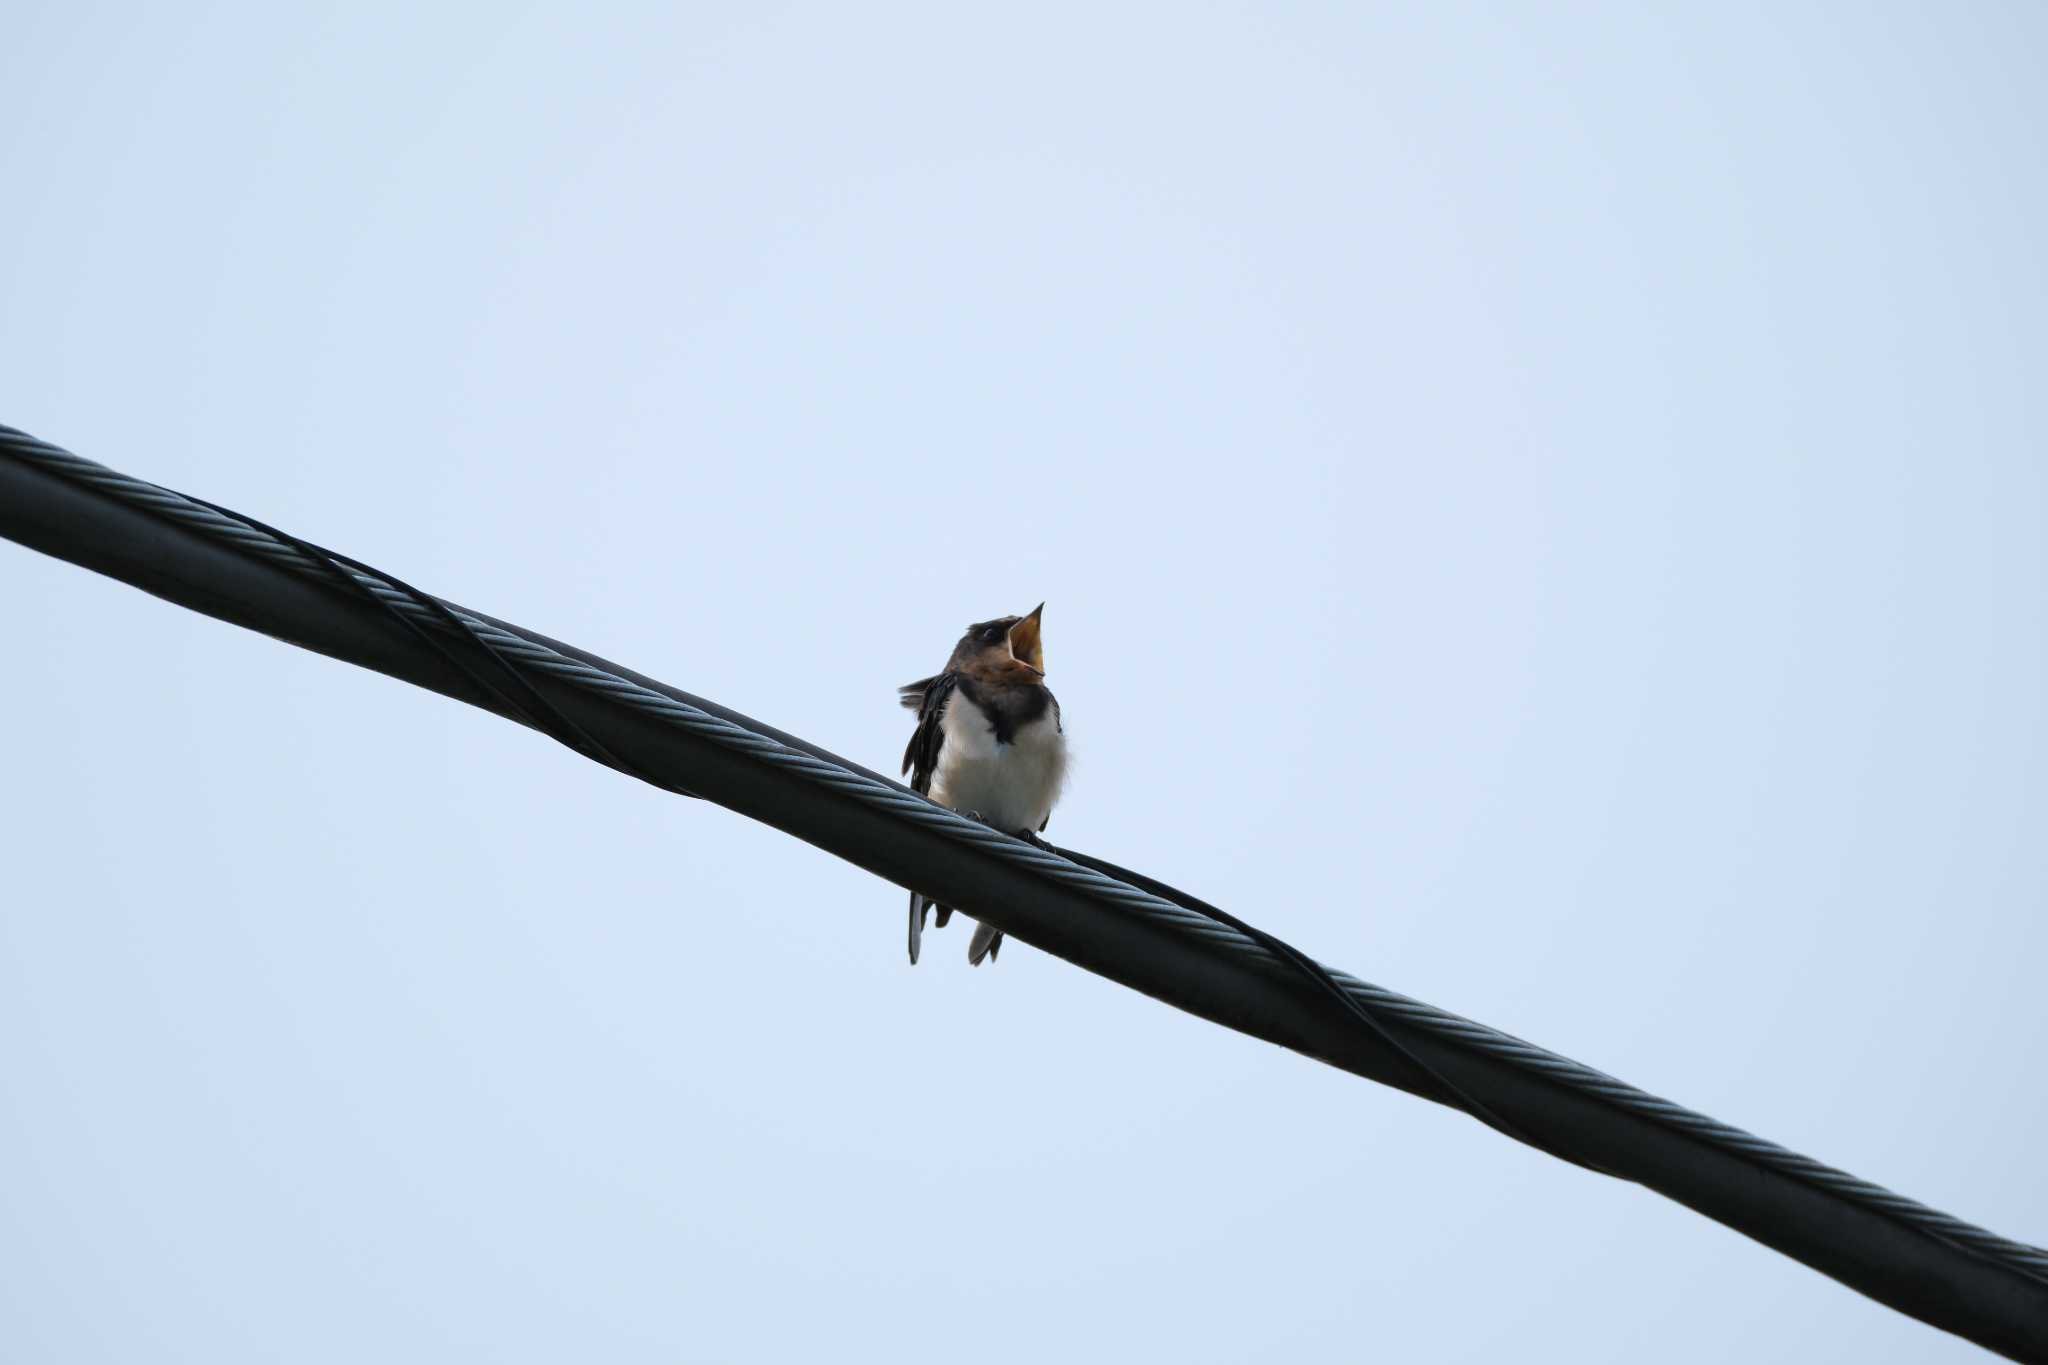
[5,423,2042,1287]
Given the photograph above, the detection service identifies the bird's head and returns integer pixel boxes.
[949,603,1046,683]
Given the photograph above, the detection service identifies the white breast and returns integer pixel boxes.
[929,692,1068,834]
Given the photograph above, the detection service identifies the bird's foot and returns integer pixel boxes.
[960,811,1053,852]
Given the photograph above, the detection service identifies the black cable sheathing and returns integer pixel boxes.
[3,424,2043,1361]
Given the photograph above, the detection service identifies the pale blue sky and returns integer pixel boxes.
[3,4,2044,1361]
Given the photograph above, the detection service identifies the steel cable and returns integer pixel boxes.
[3,422,2043,1358]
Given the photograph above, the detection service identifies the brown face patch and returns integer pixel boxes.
[948,607,1045,682]
[949,616,1017,670]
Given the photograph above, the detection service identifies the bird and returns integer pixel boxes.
[898,603,1066,966]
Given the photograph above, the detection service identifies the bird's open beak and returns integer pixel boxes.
[1007,603,1045,675]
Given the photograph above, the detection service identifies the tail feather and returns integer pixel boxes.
[907,892,956,964]
[968,921,1004,966]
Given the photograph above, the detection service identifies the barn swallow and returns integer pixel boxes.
[898,603,1066,965]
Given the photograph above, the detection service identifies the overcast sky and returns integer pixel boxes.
[4,4,2045,1361]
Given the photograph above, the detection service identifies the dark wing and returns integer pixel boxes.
[899,672,959,797]
[899,671,960,962]
[897,675,936,712]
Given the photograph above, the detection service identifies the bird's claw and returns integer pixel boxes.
[961,810,1052,851]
